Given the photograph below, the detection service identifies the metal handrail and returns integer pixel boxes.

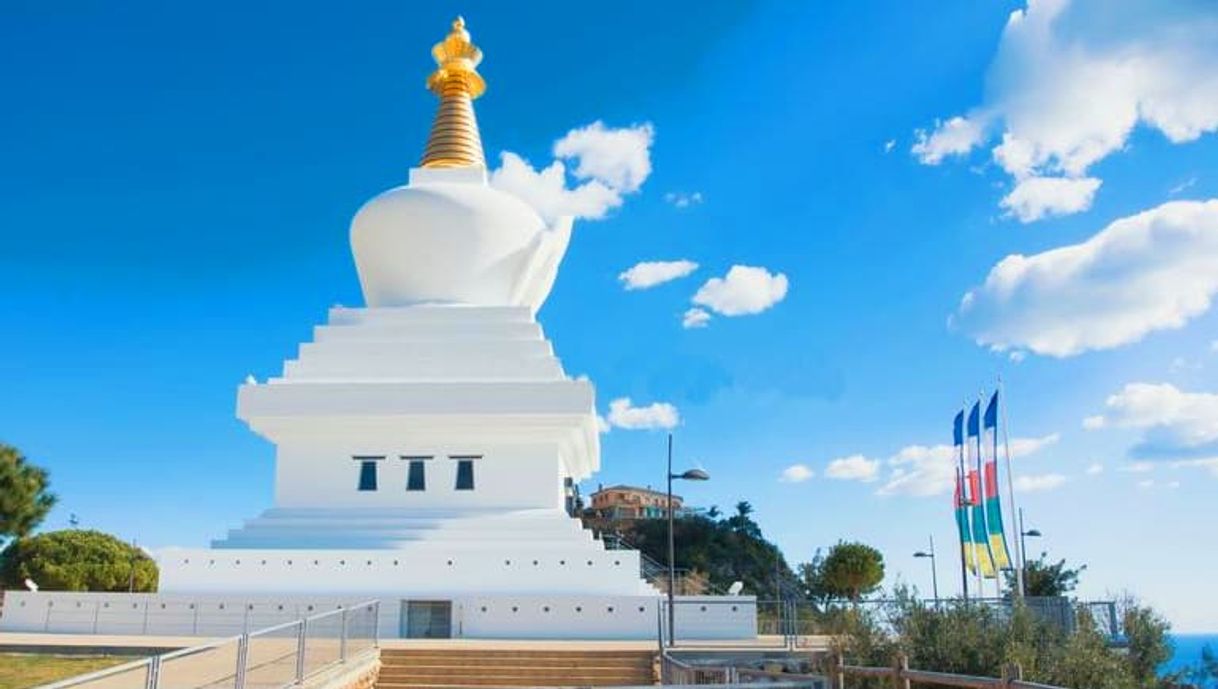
[834,653,1067,689]
[37,599,380,689]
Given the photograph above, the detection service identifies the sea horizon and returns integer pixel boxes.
[1165,633,1218,679]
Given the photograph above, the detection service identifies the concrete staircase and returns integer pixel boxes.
[377,648,658,687]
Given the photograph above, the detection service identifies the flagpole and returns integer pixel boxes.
[969,397,984,600]
[976,390,998,599]
[955,407,969,603]
[999,375,1025,599]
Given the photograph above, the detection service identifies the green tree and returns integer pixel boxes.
[1004,553,1086,596]
[0,443,57,542]
[819,541,885,601]
[605,503,797,596]
[1121,599,1173,686]
[0,530,158,592]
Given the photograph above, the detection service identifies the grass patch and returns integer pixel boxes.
[0,653,133,689]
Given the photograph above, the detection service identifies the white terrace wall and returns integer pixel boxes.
[0,591,756,641]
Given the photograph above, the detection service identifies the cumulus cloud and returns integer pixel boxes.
[999,176,1102,223]
[1083,415,1106,430]
[665,192,704,208]
[874,432,1058,497]
[1087,382,1218,459]
[490,121,654,222]
[954,200,1218,357]
[1086,462,1104,475]
[1009,433,1061,457]
[825,455,881,482]
[691,265,789,317]
[618,260,699,290]
[912,0,1218,220]
[682,308,711,329]
[605,397,679,430]
[780,464,814,483]
[877,444,957,497]
[912,116,986,165]
[1014,473,1068,492]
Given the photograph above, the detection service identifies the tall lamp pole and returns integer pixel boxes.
[666,433,709,647]
[1018,508,1041,592]
[914,535,939,603]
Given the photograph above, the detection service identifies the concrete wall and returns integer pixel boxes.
[0,591,756,641]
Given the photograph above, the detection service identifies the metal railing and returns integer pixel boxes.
[37,600,379,689]
[833,653,1067,689]
[661,652,828,688]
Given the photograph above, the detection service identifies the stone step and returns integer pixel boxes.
[376,649,657,687]
[376,675,654,687]
[380,664,651,676]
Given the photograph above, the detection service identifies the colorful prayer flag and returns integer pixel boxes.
[983,391,1013,570]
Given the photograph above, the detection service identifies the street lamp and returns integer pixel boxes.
[1018,508,1042,584]
[913,535,939,602]
[667,433,708,647]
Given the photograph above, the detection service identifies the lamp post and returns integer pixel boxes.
[1018,508,1041,590]
[913,535,939,603]
[666,433,709,647]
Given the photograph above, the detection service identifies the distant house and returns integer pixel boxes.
[587,484,694,520]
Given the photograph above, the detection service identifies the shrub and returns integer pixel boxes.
[0,529,158,592]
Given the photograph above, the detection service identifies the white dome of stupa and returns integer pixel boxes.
[350,18,571,314]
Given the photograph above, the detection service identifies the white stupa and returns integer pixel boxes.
[0,19,754,640]
[159,17,635,594]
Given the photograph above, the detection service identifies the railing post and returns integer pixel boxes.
[339,606,349,663]
[145,656,161,689]
[833,651,845,689]
[295,618,308,682]
[894,653,910,689]
[373,601,381,648]
[235,633,249,689]
[1002,661,1023,689]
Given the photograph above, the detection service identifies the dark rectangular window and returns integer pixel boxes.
[355,456,382,492]
[454,458,476,491]
[407,460,426,492]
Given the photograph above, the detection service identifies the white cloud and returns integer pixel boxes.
[1083,415,1106,430]
[1088,382,1218,458]
[1014,473,1068,492]
[596,414,611,434]
[691,265,789,317]
[876,444,956,497]
[1009,432,1061,457]
[1086,462,1104,475]
[490,122,654,222]
[825,455,881,482]
[681,308,711,329]
[605,397,679,430]
[1009,350,1027,363]
[912,0,1218,219]
[912,116,986,165]
[780,464,814,483]
[874,433,1059,498]
[1170,176,1198,196]
[1137,479,1155,489]
[553,121,654,193]
[665,191,703,208]
[618,260,699,290]
[1120,461,1155,474]
[1172,458,1218,478]
[954,200,1218,357]
[1212,340,1218,352]
[883,139,897,154]
[999,176,1102,223]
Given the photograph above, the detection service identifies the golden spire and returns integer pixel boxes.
[420,17,487,169]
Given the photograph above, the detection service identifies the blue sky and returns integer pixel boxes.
[3,1,1216,631]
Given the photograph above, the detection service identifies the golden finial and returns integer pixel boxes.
[420,16,487,169]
